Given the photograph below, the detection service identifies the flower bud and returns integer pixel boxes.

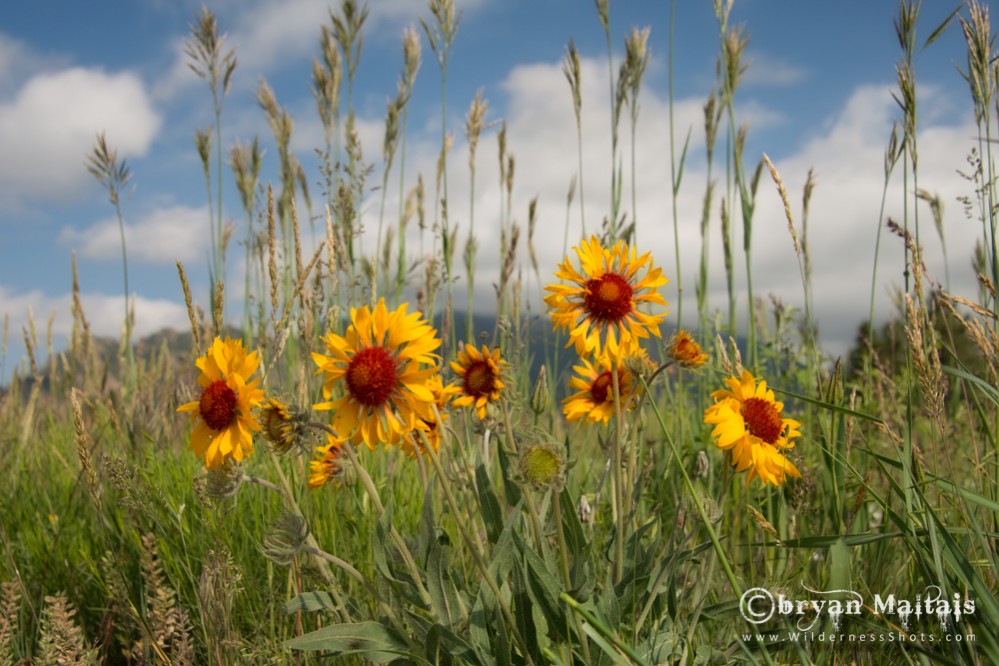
[262,513,310,566]
[515,431,566,492]
[667,329,709,369]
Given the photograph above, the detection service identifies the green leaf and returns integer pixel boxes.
[673,127,691,192]
[469,499,523,658]
[563,593,650,666]
[772,386,886,424]
[929,476,999,513]
[828,535,851,597]
[773,532,906,548]
[372,508,422,609]
[285,621,408,663]
[426,624,487,666]
[493,604,512,666]
[558,486,590,591]
[636,629,678,664]
[942,365,999,406]
[476,463,504,544]
[582,624,637,666]
[922,4,961,49]
[427,529,460,628]
[923,500,999,622]
[497,444,522,506]
[373,509,404,584]
[283,590,338,615]
[517,533,565,644]
[699,599,740,622]
[417,476,437,565]
[856,447,903,470]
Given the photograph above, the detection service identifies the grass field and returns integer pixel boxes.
[1,0,998,664]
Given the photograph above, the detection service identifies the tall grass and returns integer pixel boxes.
[1,1,997,664]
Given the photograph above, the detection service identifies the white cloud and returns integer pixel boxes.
[0,285,189,373]
[82,292,190,338]
[59,204,211,265]
[0,67,161,207]
[338,53,981,357]
[727,84,981,353]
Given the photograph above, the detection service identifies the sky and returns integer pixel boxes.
[0,0,991,381]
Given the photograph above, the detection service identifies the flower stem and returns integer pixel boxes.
[611,362,625,585]
[261,454,352,624]
[639,375,777,666]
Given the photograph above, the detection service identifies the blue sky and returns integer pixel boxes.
[0,0,988,380]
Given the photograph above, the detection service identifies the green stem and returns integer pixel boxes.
[341,440,434,606]
[611,362,625,584]
[375,160,392,301]
[668,0,683,329]
[638,374,777,666]
[261,455,352,624]
[603,17,620,238]
[576,121,587,238]
[523,488,547,555]
[215,104,225,317]
[112,199,135,394]
[467,163,477,344]
[396,108,410,302]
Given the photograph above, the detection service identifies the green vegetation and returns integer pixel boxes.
[1,0,997,663]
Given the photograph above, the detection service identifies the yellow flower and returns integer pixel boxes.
[260,398,299,454]
[312,299,440,450]
[401,374,461,455]
[667,329,708,368]
[544,235,668,357]
[563,349,646,425]
[308,437,344,488]
[450,344,505,420]
[178,337,265,470]
[703,370,802,486]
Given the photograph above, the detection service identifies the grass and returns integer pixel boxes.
[1,0,998,664]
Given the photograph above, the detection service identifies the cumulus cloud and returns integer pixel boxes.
[0,67,161,207]
[0,286,188,340]
[749,84,980,351]
[338,52,980,357]
[59,204,211,265]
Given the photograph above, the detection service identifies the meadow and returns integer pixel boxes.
[1,0,998,664]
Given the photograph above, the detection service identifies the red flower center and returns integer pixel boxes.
[464,361,495,398]
[741,397,783,444]
[589,371,614,404]
[584,273,634,323]
[200,380,238,431]
[346,347,398,408]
